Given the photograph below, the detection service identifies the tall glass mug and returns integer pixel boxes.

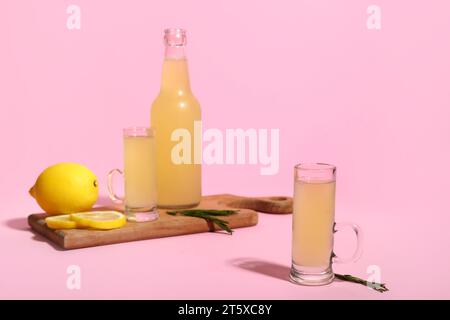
[290,163,363,286]
[107,127,158,222]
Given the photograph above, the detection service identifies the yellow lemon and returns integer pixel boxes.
[29,162,98,215]
[45,215,77,229]
[70,211,126,230]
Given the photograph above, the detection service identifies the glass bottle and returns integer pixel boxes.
[151,28,202,208]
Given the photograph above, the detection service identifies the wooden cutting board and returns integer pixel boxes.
[28,194,292,250]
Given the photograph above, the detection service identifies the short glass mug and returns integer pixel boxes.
[107,127,158,222]
[290,163,363,286]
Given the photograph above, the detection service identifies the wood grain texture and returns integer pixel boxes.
[28,194,292,250]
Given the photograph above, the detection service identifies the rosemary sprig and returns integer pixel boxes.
[335,273,389,293]
[167,209,238,234]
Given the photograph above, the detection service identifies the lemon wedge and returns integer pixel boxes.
[45,214,77,229]
[70,211,126,230]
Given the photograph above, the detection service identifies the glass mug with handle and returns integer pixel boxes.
[290,163,363,285]
[107,127,158,222]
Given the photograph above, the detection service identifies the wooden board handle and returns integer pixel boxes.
[99,194,293,214]
[217,194,293,214]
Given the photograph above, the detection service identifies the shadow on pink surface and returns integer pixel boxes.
[230,258,291,282]
[5,217,29,231]
[4,217,65,251]
[230,258,353,287]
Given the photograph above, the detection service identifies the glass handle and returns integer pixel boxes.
[107,168,124,204]
[332,222,363,264]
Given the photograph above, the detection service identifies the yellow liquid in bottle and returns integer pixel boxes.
[151,58,201,208]
[292,180,335,268]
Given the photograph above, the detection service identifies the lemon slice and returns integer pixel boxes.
[70,211,126,230]
[45,214,77,229]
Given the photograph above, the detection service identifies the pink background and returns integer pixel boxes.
[1,0,450,299]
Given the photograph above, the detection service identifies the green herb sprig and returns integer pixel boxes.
[335,273,389,292]
[167,209,238,234]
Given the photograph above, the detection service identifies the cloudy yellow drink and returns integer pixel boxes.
[123,135,157,210]
[151,29,201,208]
[292,180,335,269]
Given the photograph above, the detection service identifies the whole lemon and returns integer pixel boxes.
[29,162,99,215]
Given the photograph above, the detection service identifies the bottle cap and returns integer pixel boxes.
[164,28,187,46]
